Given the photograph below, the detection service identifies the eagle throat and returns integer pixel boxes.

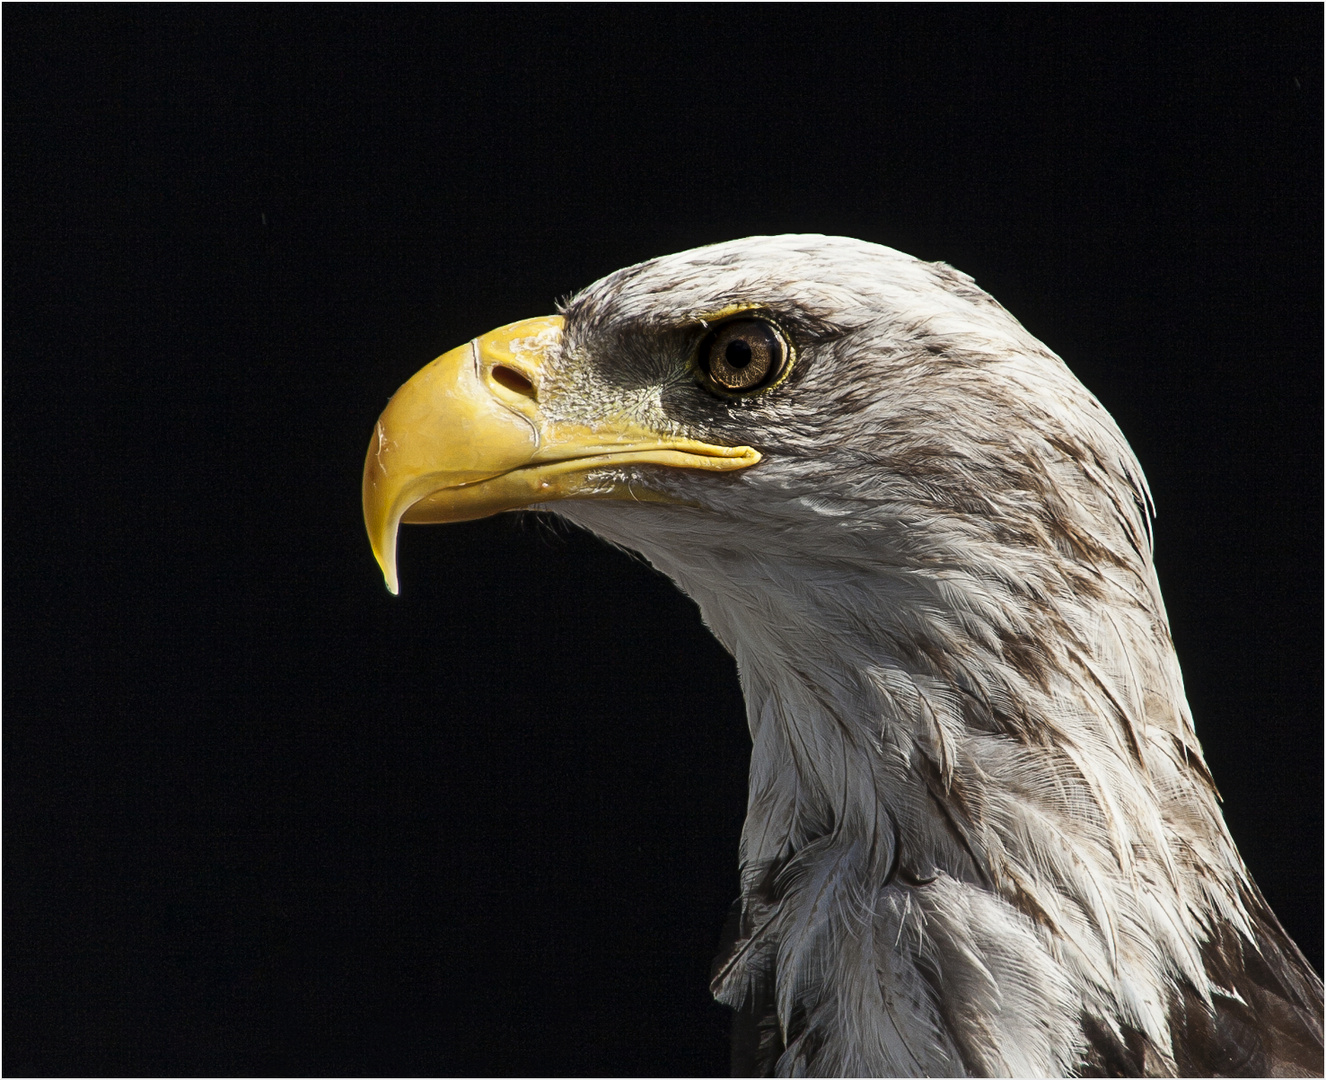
[549,440,1315,1076]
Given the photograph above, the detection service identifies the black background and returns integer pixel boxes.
[6,7,1321,1076]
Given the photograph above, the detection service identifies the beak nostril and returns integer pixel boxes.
[491,365,537,400]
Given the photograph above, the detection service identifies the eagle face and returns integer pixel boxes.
[364,237,1322,1077]
[555,237,1136,525]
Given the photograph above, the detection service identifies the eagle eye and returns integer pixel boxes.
[700,318,789,394]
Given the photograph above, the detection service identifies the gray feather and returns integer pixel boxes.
[541,236,1322,1076]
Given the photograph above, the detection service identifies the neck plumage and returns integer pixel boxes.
[554,498,1322,1076]
[690,528,1193,1072]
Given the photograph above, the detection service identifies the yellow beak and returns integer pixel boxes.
[363,315,760,594]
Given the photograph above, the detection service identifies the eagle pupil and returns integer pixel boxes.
[699,316,788,394]
[725,339,753,369]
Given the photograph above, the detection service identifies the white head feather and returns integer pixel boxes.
[528,237,1321,1076]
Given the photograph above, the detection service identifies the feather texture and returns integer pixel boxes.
[536,236,1322,1076]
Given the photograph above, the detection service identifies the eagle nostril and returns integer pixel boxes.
[491,365,537,401]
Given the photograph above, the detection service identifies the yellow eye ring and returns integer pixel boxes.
[697,317,793,396]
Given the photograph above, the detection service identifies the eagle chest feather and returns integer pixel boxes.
[364,236,1323,1077]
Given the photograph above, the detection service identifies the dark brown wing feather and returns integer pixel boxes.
[1173,882,1323,1078]
[1079,881,1323,1078]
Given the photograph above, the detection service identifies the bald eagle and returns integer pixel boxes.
[362,236,1322,1077]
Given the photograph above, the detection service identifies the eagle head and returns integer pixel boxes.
[363,236,1322,1077]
